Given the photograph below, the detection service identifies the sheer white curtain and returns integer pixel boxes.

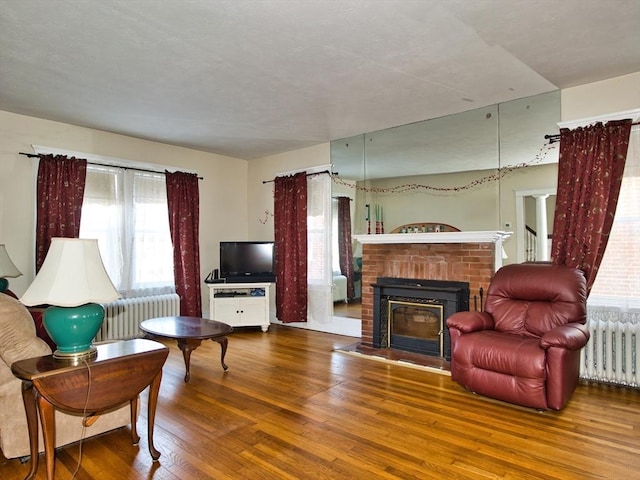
[80,165,175,298]
[331,198,341,272]
[307,170,333,324]
[588,125,640,311]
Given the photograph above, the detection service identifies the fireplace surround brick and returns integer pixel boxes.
[360,242,496,346]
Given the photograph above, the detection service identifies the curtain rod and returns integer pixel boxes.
[19,152,204,180]
[545,120,640,143]
[262,169,336,184]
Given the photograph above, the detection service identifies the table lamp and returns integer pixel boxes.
[20,238,120,361]
[0,244,22,293]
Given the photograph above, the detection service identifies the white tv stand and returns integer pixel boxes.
[207,282,271,332]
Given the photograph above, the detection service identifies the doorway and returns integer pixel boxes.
[515,188,556,263]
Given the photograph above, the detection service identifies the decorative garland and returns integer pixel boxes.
[259,141,556,223]
[332,141,557,194]
[259,209,274,224]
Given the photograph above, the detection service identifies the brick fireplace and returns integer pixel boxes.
[353,231,510,349]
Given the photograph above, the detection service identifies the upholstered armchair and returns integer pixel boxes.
[446,263,589,410]
[333,272,348,303]
[0,293,131,459]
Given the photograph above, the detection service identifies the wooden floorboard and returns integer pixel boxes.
[333,299,362,319]
[1,324,639,479]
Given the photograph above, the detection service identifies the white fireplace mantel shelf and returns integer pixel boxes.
[353,231,512,271]
[353,231,511,245]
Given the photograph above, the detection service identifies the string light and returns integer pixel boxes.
[259,141,557,223]
[258,209,274,224]
[332,141,557,194]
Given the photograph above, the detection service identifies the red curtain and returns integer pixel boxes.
[166,171,202,317]
[551,119,632,292]
[35,155,87,272]
[337,196,354,299]
[274,172,307,323]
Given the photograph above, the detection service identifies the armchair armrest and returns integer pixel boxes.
[540,323,590,351]
[446,311,495,334]
[0,360,17,391]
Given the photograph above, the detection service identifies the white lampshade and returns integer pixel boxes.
[20,238,119,307]
[0,244,22,278]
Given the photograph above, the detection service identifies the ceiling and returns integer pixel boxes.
[1,0,638,160]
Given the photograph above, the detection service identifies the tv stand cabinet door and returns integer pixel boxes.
[237,298,268,329]
[212,298,241,327]
[208,284,270,332]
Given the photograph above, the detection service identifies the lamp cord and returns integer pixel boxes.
[71,359,92,480]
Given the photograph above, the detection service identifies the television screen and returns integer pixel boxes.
[220,241,275,278]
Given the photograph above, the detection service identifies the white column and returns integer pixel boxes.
[533,194,549,261]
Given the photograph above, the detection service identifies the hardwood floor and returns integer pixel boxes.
[333,298,362,319]
[2,324,639,479]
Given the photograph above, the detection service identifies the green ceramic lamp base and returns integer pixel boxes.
[0,278,8,293]
[43,303,105,361]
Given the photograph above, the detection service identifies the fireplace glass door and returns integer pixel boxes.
[388,301,444,357]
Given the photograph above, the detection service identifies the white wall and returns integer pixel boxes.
[0,110,248,316]
[561,72,640,121]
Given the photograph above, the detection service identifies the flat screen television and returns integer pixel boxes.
[220,241,275,282]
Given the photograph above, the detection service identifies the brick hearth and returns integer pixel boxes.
[360,242,495,346]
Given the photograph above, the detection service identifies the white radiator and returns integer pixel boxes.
[580,306,639,387]
[96,293,180,341]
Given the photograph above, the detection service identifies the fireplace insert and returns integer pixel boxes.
[372,277,469,360]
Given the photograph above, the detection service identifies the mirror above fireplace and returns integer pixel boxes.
[331,90,560,238]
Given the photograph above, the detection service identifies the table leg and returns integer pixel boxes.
[20,381,39,480]
[130,396,140,445]
[177,339,202,383]
[212,336,229,371]
[147,370,162,461]
[37,395,56,480]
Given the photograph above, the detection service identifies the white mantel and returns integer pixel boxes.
[353,231,511,245]
[353,231,512,271]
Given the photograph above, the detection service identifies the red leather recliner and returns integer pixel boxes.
[446,263,589,410]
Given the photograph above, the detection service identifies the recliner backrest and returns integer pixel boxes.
[484,263,587,337]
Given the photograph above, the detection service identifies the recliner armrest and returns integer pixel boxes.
[446,311,495,333]
[540,323,590,350]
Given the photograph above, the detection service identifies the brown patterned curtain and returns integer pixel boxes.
[166,171,202,317]
[337,196,354,299]
[551,119,632,292]
[35,154,87,272]
[274,172,307,323]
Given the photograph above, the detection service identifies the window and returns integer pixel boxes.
[79,165,175,298]
[589,125,640,309]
